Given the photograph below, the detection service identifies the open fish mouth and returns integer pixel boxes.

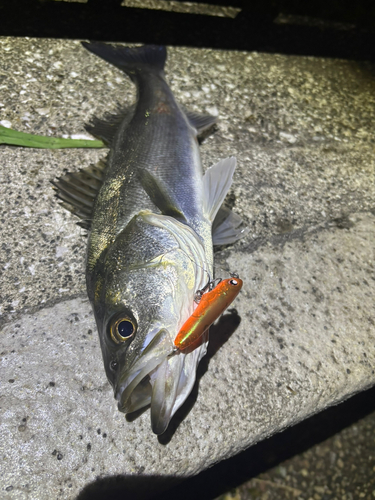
[116,326,208,435]
[116,327,173,412]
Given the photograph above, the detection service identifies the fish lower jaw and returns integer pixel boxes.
[117,374,152,414]
[115,326,175,414]
[117,345,183,415]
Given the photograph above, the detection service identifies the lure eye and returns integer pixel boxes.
[110,317,136,344]
[229,279,239,286]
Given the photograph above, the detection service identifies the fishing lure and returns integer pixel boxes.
[174,274,243,351]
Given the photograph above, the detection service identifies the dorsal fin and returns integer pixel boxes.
[85,105,135,146]
[51,158,107,230]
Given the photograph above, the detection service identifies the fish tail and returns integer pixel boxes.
[82,42,167,79]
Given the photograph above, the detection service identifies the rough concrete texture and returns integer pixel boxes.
[230,408,375,499]
[1,37,375,499]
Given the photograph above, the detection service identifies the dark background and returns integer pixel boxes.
[1,0,375,61]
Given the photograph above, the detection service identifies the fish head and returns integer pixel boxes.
[91,211,210,434]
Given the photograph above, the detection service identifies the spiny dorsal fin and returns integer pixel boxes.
[85,105,135,146]
[51,157,107,231]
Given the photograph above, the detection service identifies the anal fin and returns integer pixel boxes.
[212,206,249,245]
[184,109,218,143]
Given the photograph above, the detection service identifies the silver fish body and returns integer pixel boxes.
[55,43,246,434]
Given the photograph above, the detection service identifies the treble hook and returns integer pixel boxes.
[194,276,223,303]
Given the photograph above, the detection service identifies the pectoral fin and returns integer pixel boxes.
[138,168,186,221]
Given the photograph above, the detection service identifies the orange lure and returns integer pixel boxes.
[174,275,243,351]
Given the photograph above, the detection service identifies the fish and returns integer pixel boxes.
[174,274,243,351]
[52,43,248,435]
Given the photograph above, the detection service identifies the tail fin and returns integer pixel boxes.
[82,42,167,79]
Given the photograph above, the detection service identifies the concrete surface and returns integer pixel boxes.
[237,410,375,499]
[157,385,375,500]
[217,398,375,500]
[1,37,375,499]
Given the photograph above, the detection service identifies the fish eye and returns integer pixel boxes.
[110,317,136,344]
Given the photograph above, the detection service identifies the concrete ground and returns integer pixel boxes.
[1,38,375,499]
[154,385,375,500]
[233,407,375,500]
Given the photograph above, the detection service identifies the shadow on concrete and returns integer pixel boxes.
[77,383,375,500]
[76,474,180,500]
[159,384,375,500]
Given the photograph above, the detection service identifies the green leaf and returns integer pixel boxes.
[0,125,106,149]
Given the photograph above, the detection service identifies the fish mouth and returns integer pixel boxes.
[116,327,173,412]
[116,327,209,435]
